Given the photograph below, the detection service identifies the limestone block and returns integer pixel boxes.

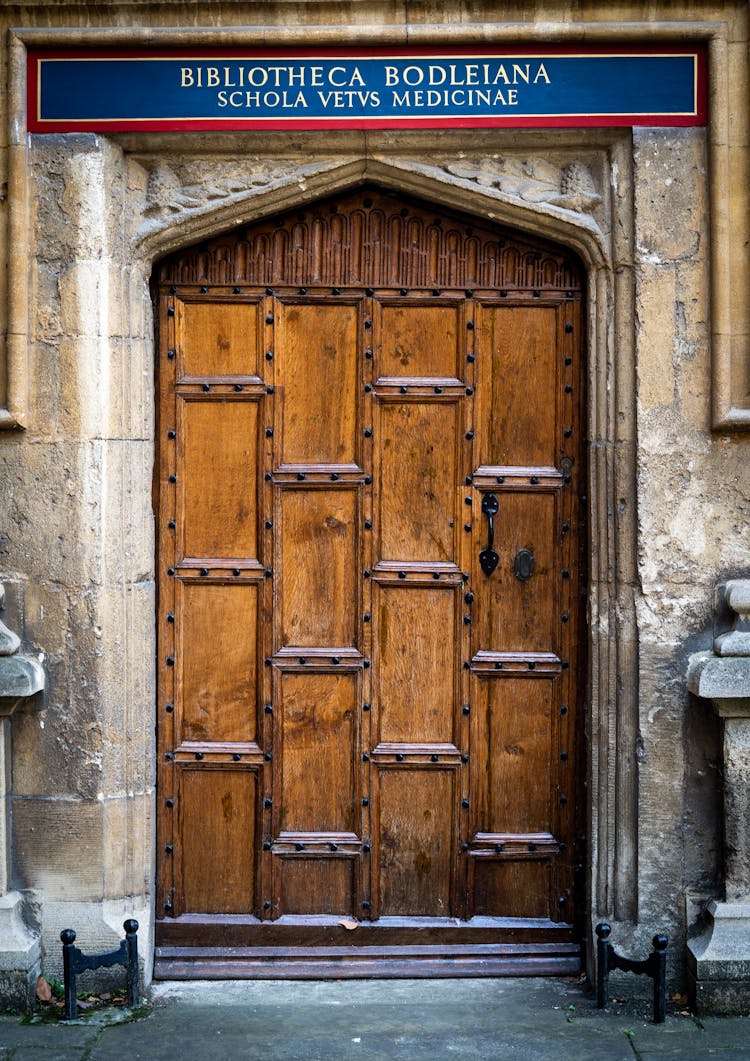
[100,440,155,586]
[633,128,707,262]
[0,892,41,1013]
[13,797,107,901]
[13,578,155,799]
[94,581,156,795]
[30,263,62,345]
[635,264,677,409]
[20,583,67,663]
[107,337,154,442]
[61,149,110,261]
[102,793,154,900]
[688,652,750,705]
[635,643,690,938]
[58,261,110,340]
[0,440,105,586]
[54,336,109,439]
[688,900,750,1015]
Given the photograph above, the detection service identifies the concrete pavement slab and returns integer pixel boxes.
[0,978,748,1060]
[92,979,634,1061]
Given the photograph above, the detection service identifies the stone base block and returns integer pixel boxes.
[40,897,151,991]
[0,891,41,1012]
[687,900,750,1015]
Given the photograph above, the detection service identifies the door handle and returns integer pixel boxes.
[479,493,499,576]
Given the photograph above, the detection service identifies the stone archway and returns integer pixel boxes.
[146,176,602,976]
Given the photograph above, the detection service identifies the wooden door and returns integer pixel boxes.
[154,188,586,977]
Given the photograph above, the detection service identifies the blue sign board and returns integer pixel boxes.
[28,47,706,132]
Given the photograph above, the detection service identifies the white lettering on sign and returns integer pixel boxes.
[178,59,552,116]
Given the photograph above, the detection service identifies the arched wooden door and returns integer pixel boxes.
[154,187,586,977]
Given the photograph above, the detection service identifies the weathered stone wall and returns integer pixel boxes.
[633,125,745,947]
[0,0,746,997]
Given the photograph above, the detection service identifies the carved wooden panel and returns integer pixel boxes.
[158,188,581,294]
[156,185,585,949]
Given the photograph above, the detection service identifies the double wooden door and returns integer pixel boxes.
[154,188,585,976]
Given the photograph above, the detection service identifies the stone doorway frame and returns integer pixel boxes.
[8,15,735,976]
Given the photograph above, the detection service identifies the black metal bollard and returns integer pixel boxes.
[596,922,668,1024]
[59,919,139,1021]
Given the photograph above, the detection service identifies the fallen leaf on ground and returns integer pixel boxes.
[35,976,52,1003]
[338,918,359,931]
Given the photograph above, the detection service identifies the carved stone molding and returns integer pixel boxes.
[441,156,603,214]
[134,157,342,245]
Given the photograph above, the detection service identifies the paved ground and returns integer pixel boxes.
[0,977,748,1060]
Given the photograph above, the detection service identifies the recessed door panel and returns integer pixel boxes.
[473,859,551,919]
[180,398,261,562]
[375,584,457,745]
[177,581,258,744]
[475,304,559,469]
[475,676,554,835]
[278,487,358,650]
[279,858,355,916]
[378,769,455,916]
[472,491,557,654]
[178,768,257,914]
[179,299,262,379]
[276,300,360,467]
[376,301,462,380]
[277,671,358,834]
[376,401,459,564]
